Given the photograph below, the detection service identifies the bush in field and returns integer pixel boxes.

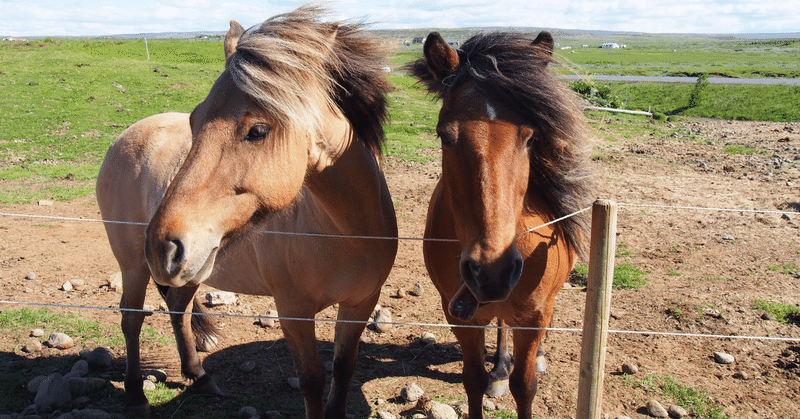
[570,78,624,109]
[689,73,709,108]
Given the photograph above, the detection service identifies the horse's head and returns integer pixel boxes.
[412,31,576,320]
[145,8,386,288]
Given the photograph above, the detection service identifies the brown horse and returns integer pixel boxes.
[96,7,397,418]
[409,31,593,418]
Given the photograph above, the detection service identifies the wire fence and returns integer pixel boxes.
[1,202,799,343]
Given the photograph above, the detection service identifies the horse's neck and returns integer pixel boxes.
[301,136,393,237]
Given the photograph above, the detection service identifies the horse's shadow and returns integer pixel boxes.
[182,335,465,417]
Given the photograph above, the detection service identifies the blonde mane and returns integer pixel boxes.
[226,5,389,154]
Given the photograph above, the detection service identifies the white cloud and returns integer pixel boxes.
[1,0,798,36]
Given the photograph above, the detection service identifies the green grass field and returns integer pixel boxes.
[1,34,798,204]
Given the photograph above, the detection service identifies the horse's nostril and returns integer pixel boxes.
[165,238,185,275]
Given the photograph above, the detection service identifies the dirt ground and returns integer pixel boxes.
[0,117,798,418]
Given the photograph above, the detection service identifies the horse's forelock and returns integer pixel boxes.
[224,6,388,154]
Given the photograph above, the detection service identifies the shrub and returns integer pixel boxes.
[570,78,624,109]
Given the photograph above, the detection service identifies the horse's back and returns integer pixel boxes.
[97,112,192,268]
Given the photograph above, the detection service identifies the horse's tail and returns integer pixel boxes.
[156,284,222,352]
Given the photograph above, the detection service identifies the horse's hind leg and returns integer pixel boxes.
[486,319,512,397]
[163,285,222,396]
[324,298,379,419]
[119,266,152,416]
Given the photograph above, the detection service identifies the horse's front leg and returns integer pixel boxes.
[280,313,326,419]
[120,266,151,416]
[508,326,547,419]
[449,320,490,419]
[324,294,380,418]
[164,285,222,395]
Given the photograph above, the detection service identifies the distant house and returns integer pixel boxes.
[447,40,459,47]
[600,42,621,49]
[412,37,425,44]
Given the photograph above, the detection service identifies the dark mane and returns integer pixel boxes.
[226,6,389,155]
[409,32,595,256]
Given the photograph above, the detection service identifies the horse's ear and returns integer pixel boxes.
[224,20,245,60]
[532,31,554,57]
[423,32,459,81]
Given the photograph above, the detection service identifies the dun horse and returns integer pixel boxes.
[409,32,593,418]
[96,7,398,417]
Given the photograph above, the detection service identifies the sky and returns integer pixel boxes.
[1,0,799,37]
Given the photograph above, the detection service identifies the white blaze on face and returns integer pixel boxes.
[484,98,498,121]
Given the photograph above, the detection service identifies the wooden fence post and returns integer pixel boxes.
[576,199,618,419]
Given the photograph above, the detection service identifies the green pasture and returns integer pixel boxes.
[1,35,798,205]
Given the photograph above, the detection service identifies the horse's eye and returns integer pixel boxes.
[524,131,537,149]
[245,124,270,142]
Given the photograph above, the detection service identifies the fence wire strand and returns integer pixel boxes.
[1,201,799,344]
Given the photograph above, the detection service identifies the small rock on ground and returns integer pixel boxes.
[377,412,396,419]
[668,405,688,418]
[84,347,113,369]
[428,402,458,419]
[622,362,639,374]
[205,291,236,306]
[287,377,300,390]
[646,399,669,418]
[374,308,392,333]
[713,351,735,364]
[23,340,42,353]
[238,406,258,418]
[31,328,45,337]
[46,333,74,349]
[401,383,424,402]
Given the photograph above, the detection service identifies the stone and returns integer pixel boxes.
[26,272,37,280]
[646,400,669,418]
[258,310,279,328]
[263,411,281,419]
[23,340,42,353]
[377,412,396,419]
[85,347,113,369]
[733,371,750,380]
[420,331,436,345]
[68,377,107,397]
[145,369,167,383]
[287,377,301,390]
[31,328,45,337]
[668,405,688,418]
[34,373,72,410]
[61,281,74,292]
[622,362,639,375]
[401,383,424,402]
[27,375,48,394]
[46,333,74,349]
[721,234,735,241]
[374,308,392,333]
[238,406,258,418]
[142,380,156,391]
[205,291,236,306]
[107,272,122,292]
[70,279,86,288]
[411,283,424,296]
[239,360,256,373]
[482,399,497,411]
[396,288,407,298]
[713,351,735,364]
[615,416,632,419]
[71,360,89,376]
[38,199,55,206]
[428,402,458,419]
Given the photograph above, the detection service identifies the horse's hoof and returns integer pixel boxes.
[535,354,548,373]
[189,374,226,396]
[196,335,218,352]
[485,378,509,398]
